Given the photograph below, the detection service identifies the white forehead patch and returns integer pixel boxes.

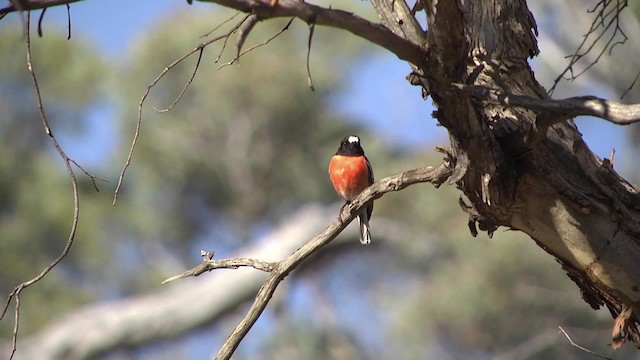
[347,136,360,143]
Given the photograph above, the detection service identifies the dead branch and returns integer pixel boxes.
[112,14,251,205]
[559,326,613,360]
[550,0,628,94]
[0,12,81,360]
[0,0,81,15]
[162,257,277,284]
[457,84,640,146]
[197,0,427,66]
[193,162,454,360]
[235,14,258,62]
[306,22,315,91]
[217,17,294,69]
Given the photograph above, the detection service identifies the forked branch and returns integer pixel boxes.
[197,0,427,65]
[164,162,453,360]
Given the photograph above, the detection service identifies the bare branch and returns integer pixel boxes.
[153,47,205,113]
[549,0,628,94]
[0,0,81,15]
[558,326,613,360]
[217,17,294,69]
[235,14,258,62]
[1,12,81,360]
[112,14,251,205]
[212,162,453,360]
[197,0,427,65]
[162,257,277,284]
[457,84,640,146]
[306,21,315,91]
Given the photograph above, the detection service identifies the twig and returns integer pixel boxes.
[234,14,258,63]
[205,162,453,360]
[65,3,70,39]
[37,8,45,36]
[0,12,81,360]
[153,47,205,113]
[0,0,82,15]
[549,0,628,95]
[620,69,640,100]
[306,22,315,91]
[201,10,242,38]
[112,14,251,205]
[162,257,277,284]
[69,159,108,192]
[218,17,294,70]
[558,326,613,360]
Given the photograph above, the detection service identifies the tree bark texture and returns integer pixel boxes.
[416,0,640,344]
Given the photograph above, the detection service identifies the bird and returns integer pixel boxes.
[328,135,374,244]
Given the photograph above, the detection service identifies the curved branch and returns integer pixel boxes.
[0,0,81,15]
[212,162,453,360]
[197,0,427,65]
[457,84,640,146]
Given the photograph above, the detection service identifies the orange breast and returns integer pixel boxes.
[328,155,370,200]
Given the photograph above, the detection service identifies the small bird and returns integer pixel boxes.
[328,135,374,244]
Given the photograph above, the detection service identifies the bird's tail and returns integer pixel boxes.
[357,212,372,245]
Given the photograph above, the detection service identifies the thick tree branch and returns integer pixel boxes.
[459,84,640,125]
[197,0,427,65]
[457,84,640,146]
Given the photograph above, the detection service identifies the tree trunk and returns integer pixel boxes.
[412,0,640,346]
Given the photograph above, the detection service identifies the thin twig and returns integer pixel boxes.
[620,69,640,100]
[65,3,70,39]
[112,15,251,205]
[69,159,108,192]
[558,326,613,360]
[0,12,81,360]
[201,10,242,38]
[218,17,295,70]
[550,0,628,95]
[153,47,205,113]
[306,22,315,91]
[37,8,45,36]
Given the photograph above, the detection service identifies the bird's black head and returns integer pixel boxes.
[335,135,365,156]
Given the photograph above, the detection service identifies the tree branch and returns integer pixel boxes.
[196,0,427,65]
[0,0,81,15]
[209,162,452,360]
[457,84,640,146]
